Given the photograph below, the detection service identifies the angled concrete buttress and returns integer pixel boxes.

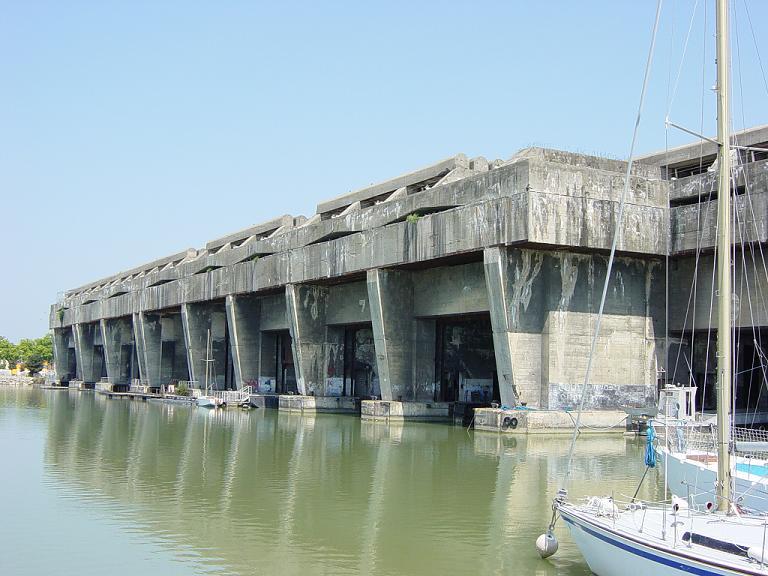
[366,269,415,402]
[52,328,69,382]
[181,302,229,389]
[285,284,329,396]
[225,294,261,389]
[73,323,100,384]
[131,313,148,383]
[136,312,162,387]
[100,317,135,386]
[483,247,521,407]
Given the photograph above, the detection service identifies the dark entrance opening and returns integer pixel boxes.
[341,324,378,398]
[65,346,77,384]
[434,314,498,404]
[94,344,107,380]
[275,330,297,394]
[671,328,768,424]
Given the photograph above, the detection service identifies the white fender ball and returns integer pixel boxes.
[536,532,559,558]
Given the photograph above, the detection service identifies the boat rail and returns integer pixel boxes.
[190,385,252,404]
[655,420,768,459]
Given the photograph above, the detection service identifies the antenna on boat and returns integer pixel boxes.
[714,0,733,513]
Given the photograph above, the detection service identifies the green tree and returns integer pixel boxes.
[24,353,45,376]
[0,336,18,368]
[16,334,53,365]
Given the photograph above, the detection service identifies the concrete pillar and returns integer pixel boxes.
[100,317,135,386]
[52,328,70,382]
[136,312,162,387]
[325,325,345,396]
[225,294,261,389]
[132,313,148,383]
[483,247,545,407]
[367,269,415,401]
[285,284,329,395]
[181,302,228,389]
[73,323,99,383]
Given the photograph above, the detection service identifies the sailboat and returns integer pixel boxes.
[654,396,768,512]
[196,330,223,409]
[542,1,768,574]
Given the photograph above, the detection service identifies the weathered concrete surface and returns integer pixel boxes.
[360,400,452,422]
[473,407,628,434]
[484,247,663,410]
[367,269,415,401]
[52,327,74,383]
[670,162,768,254]
[278,394,359,414]
[226,294,261,389]
[52,148,667,328]
[286,284,328,396]
[52,145,680,411]
[73,323,102,384]
[135,312,162,387]
[181,302,230,389]
[100,316,135,386]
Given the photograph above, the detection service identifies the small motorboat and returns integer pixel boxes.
[196,395,223,409]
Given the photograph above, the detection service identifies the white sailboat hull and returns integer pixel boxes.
[559,503,765,576]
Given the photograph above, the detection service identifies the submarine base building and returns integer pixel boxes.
[50,126,768,432]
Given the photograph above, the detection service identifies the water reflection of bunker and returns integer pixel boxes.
[41,391,659,576]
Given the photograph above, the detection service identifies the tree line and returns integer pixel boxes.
[0,334,54,376]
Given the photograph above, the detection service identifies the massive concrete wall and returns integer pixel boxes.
[51,146,676,409]
[484,247,663,408]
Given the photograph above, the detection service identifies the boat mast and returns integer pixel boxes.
[205,329,211,395]
[715,0,732,513]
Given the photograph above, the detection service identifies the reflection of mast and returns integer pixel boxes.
[94,398,114,473]
[276,415,309,553]
[481,438,521,574]
[222,413,244,513]
[126,405,152,490]
[356,436,393,574]
[173,409,196,505]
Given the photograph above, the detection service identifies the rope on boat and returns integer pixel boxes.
[645,424,657,468]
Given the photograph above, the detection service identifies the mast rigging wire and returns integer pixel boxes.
[560,0,664,488]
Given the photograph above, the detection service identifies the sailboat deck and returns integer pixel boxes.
[561,500,768,575]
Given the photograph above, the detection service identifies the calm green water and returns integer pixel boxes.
[0,388,662,575]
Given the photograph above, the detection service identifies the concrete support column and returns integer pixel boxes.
[285,284,329,395]
[132,313,147,383]
[181,302,228,389]
[136,312,162,387]
[52,328,69,382]
[225,294,261,389]
[325,325,345,395]
[483,247,548,408]
[181,303,210,387]
[100,317,135,386]
[367,269,415,401]
[73,323,99,383]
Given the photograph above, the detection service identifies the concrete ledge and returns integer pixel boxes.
[68,380,93,390]
[360,400,452,422]
[95,381,129,393]
[473,407,627,434]
[249,393,280,409]
[278,395,360,414]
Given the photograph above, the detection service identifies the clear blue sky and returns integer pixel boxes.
[1,0,766,342]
